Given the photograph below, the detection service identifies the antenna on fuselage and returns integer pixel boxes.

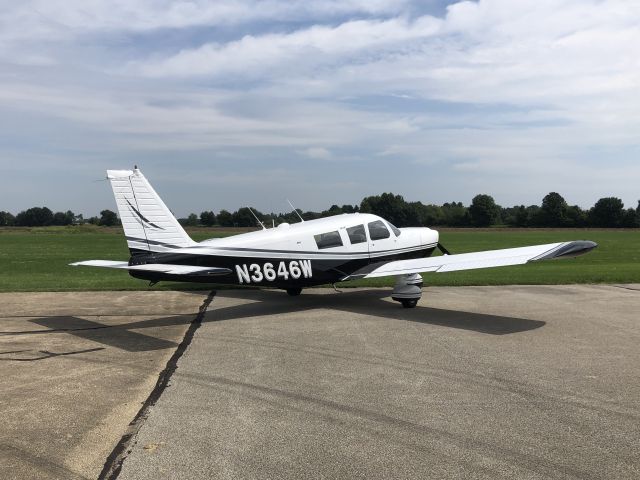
[248,207,266,230]
[287,199,305,222]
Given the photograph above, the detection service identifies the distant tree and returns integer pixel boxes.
[407,202,441,226]
[15,207,53,226]
[621,208,640,228]
[199,211,216,226]
[98,209,119,226]
[181,213,198,227]
[52,210,75,226]
[360,193,412,226]
[233,207,263,228]
[341,204,358,213]
[566,205,587,227]
[541,192,569,227]
[468,195,499,227]
[501,206,523,227]
[217,210,233,227]
[262,213,276,228]
[507,205,529,227]
[441,202,469,226]
[524,205,542,227]
[73,213,84,225]
[589,197,624,227]
[302,210,322,221]
[276,210,303,224]
[87,216,100,225]
[0,211,15,226]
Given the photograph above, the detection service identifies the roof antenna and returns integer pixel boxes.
[248,207,266,230]
[287,199,305,222]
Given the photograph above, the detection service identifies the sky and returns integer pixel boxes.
[1,0,639,217]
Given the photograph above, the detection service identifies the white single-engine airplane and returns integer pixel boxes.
[72,168,597,308]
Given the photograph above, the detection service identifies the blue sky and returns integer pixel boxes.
[1,0,639,216]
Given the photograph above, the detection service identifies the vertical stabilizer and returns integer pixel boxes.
[107,167,195,253]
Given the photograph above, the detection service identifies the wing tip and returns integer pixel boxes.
[532,240,598,261]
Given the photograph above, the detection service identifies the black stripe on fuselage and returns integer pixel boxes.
[126,245,436,288]
[126,235,436,258]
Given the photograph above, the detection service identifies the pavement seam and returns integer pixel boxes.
[97,290,216,480]
[611,284,640,292]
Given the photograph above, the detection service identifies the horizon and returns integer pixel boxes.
[2,189,637,220]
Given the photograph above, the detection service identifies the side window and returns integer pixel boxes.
[388,222,401,237]
[368,220,390,240]
[346,224,366,244]
[314,231,343,249]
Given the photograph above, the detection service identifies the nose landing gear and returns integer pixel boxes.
[391,273,423,308]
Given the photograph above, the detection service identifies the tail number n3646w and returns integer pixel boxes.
[235,260,312,284]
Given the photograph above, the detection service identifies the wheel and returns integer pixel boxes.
[286,287,302,296]
[401,298,418,308]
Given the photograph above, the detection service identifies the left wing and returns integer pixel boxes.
[344,241,597,280]
[70,260,231,276]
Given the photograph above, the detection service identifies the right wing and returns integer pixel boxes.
[70,260,231,276]
[344,241,597,280]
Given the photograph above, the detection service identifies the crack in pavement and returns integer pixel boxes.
[611,285,640,292]
[98,290,216,480]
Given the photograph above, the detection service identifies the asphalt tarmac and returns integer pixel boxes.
[1,286,639,479]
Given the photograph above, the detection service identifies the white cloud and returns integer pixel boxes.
[301,147,332,159]
[126,0,640,147]
[132,16,442,78]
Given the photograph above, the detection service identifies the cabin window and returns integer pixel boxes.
[388,222,401,237]
[346,224,367,244]
[314,231,343,249]
[368,220,390,240]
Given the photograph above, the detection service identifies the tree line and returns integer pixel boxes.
[1,192,639,228]
[176,192,640,228]
[0,208,119,227]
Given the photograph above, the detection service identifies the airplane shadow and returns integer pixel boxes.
[1,288,544,356]
[209,288,546,336]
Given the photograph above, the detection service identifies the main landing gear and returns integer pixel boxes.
[391,273,423,308]
[286,287,303,296]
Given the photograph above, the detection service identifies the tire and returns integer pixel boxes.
[401,298,418,308]
[286,287,303,296]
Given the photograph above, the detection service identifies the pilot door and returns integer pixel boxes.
[366,220,398,259]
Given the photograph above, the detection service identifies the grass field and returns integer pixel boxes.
[0,226,638,291]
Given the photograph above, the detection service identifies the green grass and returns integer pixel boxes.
[0,226,638,291]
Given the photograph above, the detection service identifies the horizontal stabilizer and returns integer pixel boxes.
[70,260,231,276]
[344,241,597,280]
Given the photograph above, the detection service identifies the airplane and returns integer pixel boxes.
[71,167,597,308]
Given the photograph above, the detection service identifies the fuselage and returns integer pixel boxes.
[128,213,439,287]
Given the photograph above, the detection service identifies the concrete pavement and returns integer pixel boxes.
[1,286,638,479]
[117,285,640,480]
[0,291,210,480]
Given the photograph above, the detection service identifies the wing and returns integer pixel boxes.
[344,241,597,280]
[70,260,231,276]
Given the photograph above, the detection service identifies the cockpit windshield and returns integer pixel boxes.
[387,222,401,237]
[368,220,390,240]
